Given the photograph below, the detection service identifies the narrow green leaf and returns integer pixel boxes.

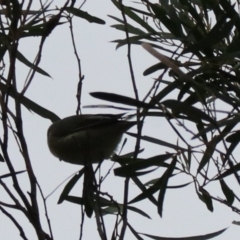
[158,156,177,217]
[166,182,192,189]
[127,222,145,240]
[197,136,218,173]
[114,153,174,177]
[16,50,51,77]
[90,91,156,109]
[219,179,235,205]
[127,206,151,219]
[115,168,157,177]
[162,100,214,123]
[113,35,153,49]
[188,145,192,170]
[232,221,240,226]
[101,202,151,219]
[143,62,168,76]
[58,169,84,204]
[64,195,84,205]
[108,15,125,24]
[145,178,192,189]
[128,6,152,17]
[198,188,214,212]
[0,82,60,122]
[65,7,105,24]
[102,205,121,215]
[127,132,188,151]
[111,24,146,35]
[0,170,26,179]
[140,227,227,239]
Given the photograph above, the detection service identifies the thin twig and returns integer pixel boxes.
[0,206,28,240]
[36,181,54,239]
[68,16,84,115]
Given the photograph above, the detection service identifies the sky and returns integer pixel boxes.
[0,0,240,239]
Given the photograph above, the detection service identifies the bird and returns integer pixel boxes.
[47,113,136,217]
[47,113,136,165]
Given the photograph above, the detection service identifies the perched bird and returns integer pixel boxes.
[47,113,136,217]
[47,114,136,165]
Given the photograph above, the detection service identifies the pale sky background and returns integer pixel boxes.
[0,0,240,239]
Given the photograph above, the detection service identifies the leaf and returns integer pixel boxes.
[145,176,192,189]
[0,82,60,122]
[103,204,150,219]
[158,156,177,217]
[162,100,214,124]
[108,15,125,24]
[127,223,145,240]
[16,50,51,77]
[232,221,240,226]
[114,153,174,177]
[145,59,200,77]
[197,136,218,173]
[65,194,103,218]
[127,206,151,219]
[219,179,234,205]
[101,205,121,215]
[112,148,145,163]
[65,7,105,24]
[111,23,146,35]
[94,195,113,207]
[143,62,166,75]
[115,168,157,177]
[128,6,152,17]
[58,169,84,204]
[127,132,188,151]
[0,170,26,179]
[164,182,192,189]
[112,35,153,49]
[140,227,227,239]
[64,195,84,205]
[90,91,156,109]
[181,146,192,171]
[198,188,214,212]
